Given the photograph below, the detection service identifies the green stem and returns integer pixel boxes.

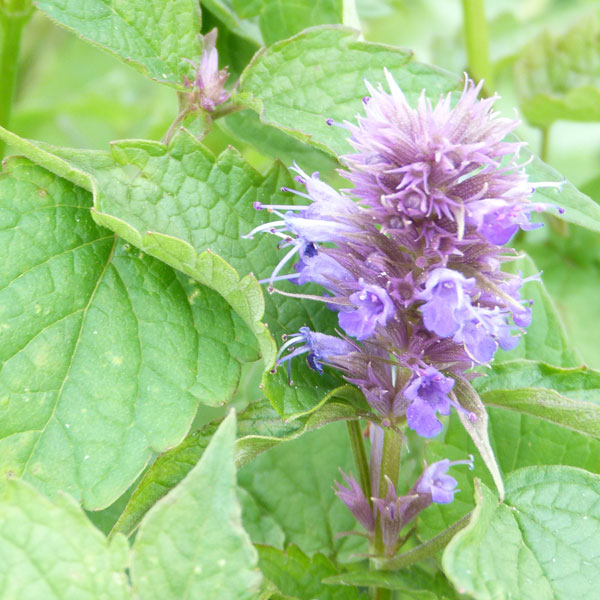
[540,126,549,162]
[346,420,371,501]
[370,426,403,600]
[0,9,29,158]
[461,0,493,94]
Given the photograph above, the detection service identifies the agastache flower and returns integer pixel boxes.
[338,279,395,340]
[414,456,474,504]
[246,71,557,438]
[404,367,457,437]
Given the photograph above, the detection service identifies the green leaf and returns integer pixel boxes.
[238,421,366,560]
[248,0,344,45]
[11,19,176,149]
[474,360,600,438]
[200,0,262,45]
[0,157,254,508]
[234,26,459,157]
[525,148,600,235]
[443,467,600,600]
[515,15,600,128]
[495,253,579,366]
[257,544,364,600]
[222,109,339,176]
[520,213,600,368]
[111,399,358,536]
[323,565,458,599]
[481,387,600,439]
[131,411,262,599]
[239,487,286,548]
[474,360,600,402]
[0,126,349,417]
[452,377,504,500]
[0,476,130,599]
[35,0,202,87]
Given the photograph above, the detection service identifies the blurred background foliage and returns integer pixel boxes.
[7,0,600,374]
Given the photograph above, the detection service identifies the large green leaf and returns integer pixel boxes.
[0,477,130,599]
[0,157,255,509]
[256,544,364,600]
[131,411,262,599]
[238,421,366,560]
[0,126,349,417]
[35,0,202,87]
[111,399,358,537]
[236,0,344,45]
[443,467,600,600]
[515,15,600,128]
[234,26,459,157]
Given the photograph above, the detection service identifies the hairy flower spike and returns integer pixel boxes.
[245,71,557,437]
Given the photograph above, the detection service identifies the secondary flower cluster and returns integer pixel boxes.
[246,72,559,438]
[335,449,474,555]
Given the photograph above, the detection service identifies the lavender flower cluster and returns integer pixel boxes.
[245,72,559,549]
[247,73,558,437]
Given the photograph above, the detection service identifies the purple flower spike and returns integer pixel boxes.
[419,269,476,338]
[404,367,455,437]
[415,456,474,504]
[338,279,395,340]
[335,470,375,533]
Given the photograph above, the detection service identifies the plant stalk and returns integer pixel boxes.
[461,0,493,94]
[369,426,403,600]
[540,126,549,162]
[0,6,29,158]
[346,420,371,501]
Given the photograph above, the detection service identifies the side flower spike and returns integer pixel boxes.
[334,471,375,534]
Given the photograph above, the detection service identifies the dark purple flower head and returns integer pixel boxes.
[414,456,474,504]
[184,29,230,112]
[335,470,375,533]
[338,279,395,340]
[404,366,455,437]
[342,73,525,225]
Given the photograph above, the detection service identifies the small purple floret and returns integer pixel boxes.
[276,327,352,376]
[404,367,455,437]
[338,279,395,340]
[415,457,474,504]
[419,268,475,338]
